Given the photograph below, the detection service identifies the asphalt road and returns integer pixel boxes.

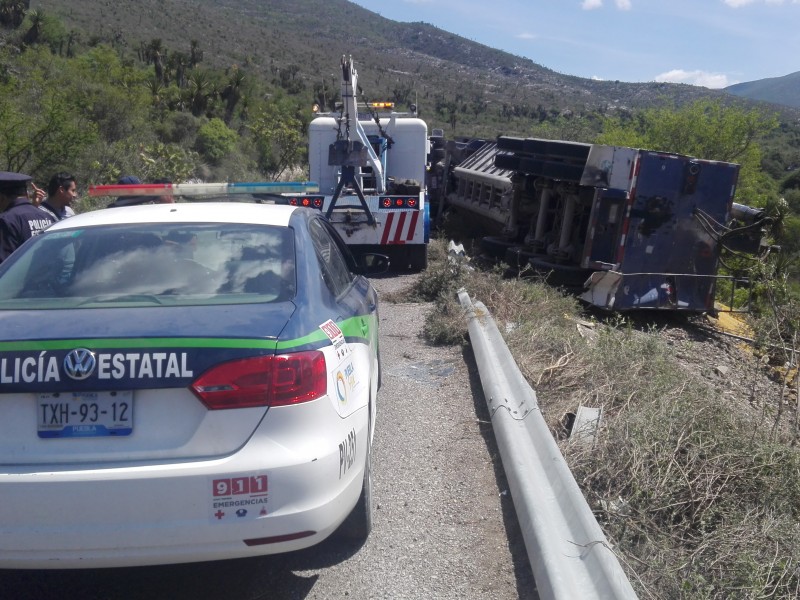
[0,273,536,600]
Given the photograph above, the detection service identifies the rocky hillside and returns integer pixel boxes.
[34,0,800,130]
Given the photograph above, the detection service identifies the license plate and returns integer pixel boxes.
[37,391,133,438]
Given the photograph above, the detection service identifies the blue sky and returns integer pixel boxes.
[348,0,800,89]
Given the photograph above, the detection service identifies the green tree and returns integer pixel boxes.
[71,45,150,142]
[598,99,779,206]
[248,97,304,180]
[186,69,212,117]
[0,0,28,29]
[221,66,245,125]
[0,47,97,179]
[20,7,44,45]
[196,117,238,164]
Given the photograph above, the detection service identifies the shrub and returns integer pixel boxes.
[196,117,238,164]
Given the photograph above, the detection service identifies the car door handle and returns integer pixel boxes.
[368,302,376,312]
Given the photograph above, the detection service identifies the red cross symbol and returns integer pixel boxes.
[215,510,225,520]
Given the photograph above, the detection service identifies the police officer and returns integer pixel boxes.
[0,171,56,263]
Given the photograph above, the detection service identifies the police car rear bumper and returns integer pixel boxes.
[0,399,369,568]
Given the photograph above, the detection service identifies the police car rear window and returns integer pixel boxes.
[0,223,296,308]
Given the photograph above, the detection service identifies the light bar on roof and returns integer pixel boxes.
[88,181,320,197]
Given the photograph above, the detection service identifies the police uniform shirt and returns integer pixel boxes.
[0,196,56,263]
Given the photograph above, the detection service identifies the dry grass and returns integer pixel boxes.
[388,238,800,599]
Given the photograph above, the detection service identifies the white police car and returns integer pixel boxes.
[0,202,384,568]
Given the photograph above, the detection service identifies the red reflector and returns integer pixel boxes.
[289,198,298,206]
[302,198,311,206]
[313,198,323,208]
[395,199,404,207]
[382,198,392,208]
[407,198,417,207]
[190,352,327,409]
[243,531,316,546]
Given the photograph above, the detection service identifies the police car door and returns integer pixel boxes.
[308,217,377,419]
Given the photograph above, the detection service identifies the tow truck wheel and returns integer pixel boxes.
[408,246,428,272]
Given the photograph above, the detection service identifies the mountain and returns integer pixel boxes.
[725,71,800,109]
[31,0,800,139]
[32,0,792,132]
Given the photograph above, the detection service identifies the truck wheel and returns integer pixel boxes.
[505,246,540,272]
[529,257,593,288]
[481,236,515,260]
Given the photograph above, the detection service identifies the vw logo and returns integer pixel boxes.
[63,348,97,380]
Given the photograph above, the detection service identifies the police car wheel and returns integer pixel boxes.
[337,408,373,541]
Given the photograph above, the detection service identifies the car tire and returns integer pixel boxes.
[337,411,373,541]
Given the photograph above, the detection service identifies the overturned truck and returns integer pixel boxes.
[430,136,769,312]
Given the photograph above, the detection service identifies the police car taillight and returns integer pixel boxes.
[191,352,327,409]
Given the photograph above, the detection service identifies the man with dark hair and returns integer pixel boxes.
[40,172,77,221]
[0,171,55,263]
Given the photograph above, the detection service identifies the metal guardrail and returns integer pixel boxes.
[458,289,638,600]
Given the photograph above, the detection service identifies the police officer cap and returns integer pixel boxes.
[0,171,32,192]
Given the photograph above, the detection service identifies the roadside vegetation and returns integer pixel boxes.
[388,237,800,599]
[0,8,308,192]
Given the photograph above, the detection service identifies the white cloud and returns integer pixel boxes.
[591,75,604,81]
[516,32,537,40]
[581,0,632,9]
[654,69,734,89]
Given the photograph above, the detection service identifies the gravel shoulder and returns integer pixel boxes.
[338,273,536,599]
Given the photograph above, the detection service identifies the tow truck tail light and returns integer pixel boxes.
[378,196,421,209]
[191,352,327,409]
[287,196,324,209]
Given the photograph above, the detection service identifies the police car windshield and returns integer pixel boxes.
[0,223,296,308]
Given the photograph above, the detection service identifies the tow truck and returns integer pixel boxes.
[306,55,430,271]
[89,57,431,272]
